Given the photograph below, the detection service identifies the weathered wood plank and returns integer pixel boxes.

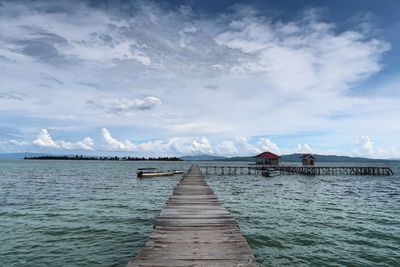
[131,259,257,267]
[126,165,258,267]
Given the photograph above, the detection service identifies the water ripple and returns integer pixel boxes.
[206,163,400,267]
[1,161,400,266]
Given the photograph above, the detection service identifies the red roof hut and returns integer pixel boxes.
[254,152,280,166]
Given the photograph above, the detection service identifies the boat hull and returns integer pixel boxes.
[137,172,174,178]
[263,172,280,177]
[262,169,281,177]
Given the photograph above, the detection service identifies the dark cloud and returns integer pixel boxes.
[98,33,114,45]
[21,26,69,44]
[1,0,242,76]
[78,82,102,90]
[40,73,64,85]
[0,55,14,62]
[204,84,219,90]
[0,90,27,100]
[86,96,162,113]
[16,39,69,64]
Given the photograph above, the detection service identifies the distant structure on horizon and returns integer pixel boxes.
[301,154,316,166]
[254,152,280,166]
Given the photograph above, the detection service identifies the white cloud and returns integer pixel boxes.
[216,140,238,155]
[102,131,400,159]
[8,139,29,146]
[56,137,95,151]
[137,136,215,156]
[23,128,400,158]
[78,137,95,150]
[32,129,58,148]
[234,135,261,154]
[257,138,280,153]
[189,137,214,155]
[355,135,374,155]
[71,41,151,65]
[352,135,400,158]
[296,144,313,153]
[215,12,389,96]
[101,128,135,151]
[137,139,166,152]
[32,129,94,150]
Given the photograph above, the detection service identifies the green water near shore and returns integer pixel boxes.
[1,160,399,266]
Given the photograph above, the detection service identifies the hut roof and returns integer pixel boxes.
[301,154,316,159]
[255,152,280,159]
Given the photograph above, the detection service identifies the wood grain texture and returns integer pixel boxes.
[126,165,258,267]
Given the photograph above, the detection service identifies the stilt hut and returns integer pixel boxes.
[254,152,280,166]
[301,154,316,166]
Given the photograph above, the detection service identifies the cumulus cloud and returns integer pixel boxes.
[58,137,94,151]
[234,135,261,154]
[101,128,135,151]
[32,129,58,148]
[87,96,161,113]
[189,137,214,155]
[24,128,400,158]
[296,144,313,153]
[137,136,215,155]
[355,135,374,155]
[257,138,280,153]
[351,135,400,158]
[32,129,94,150]
[216,140,238,155]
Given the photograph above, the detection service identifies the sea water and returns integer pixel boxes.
[0,160,399,266]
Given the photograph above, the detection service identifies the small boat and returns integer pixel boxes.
[262,168,280,177]
[137,168,174,178]
[171,170,183,175]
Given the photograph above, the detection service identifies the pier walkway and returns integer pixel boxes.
[126,165,258,267]
[199,165,394,176]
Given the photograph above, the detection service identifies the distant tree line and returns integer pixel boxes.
[24,155,183,161]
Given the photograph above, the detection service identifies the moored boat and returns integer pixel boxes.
[262,168,280,177]
[137,168,174,178]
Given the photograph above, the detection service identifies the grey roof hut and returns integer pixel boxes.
[301,154,316,166]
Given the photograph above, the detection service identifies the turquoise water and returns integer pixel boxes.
[1,160,399,266]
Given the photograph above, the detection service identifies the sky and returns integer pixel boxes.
[1,0,400,158]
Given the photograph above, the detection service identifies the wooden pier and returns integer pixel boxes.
[200,166,257,176]
[275,166,394,176]
[126,165,258,267]
[199,165,394,176]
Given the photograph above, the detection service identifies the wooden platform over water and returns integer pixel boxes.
[199,165,394,176]
[126,165,258,267]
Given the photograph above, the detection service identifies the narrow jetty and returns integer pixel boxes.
[276,166,394,176]
[126,165,258,267]
[199,165,394,176]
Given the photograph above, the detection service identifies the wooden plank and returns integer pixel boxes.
[126,165,258,267]
[131,259,257,267]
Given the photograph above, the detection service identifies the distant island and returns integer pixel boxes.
[24,155,182,161]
